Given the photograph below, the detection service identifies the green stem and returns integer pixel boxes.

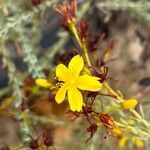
[131,109,150,127]
[104,106,120,113]
[103,81,122,101]
[82,40,92,66]
[68,22,91,66]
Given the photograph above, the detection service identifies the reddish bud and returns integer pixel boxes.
[89,66,109,83]
[82,106,93,116]
[58,49,79,64]
[54,0,77,25]
[77,19,89,40]
[87,123,98,133]
[43,134,54,147]
[20,101,28,111]
[29,139,39,149]
[86,123,98,142]
[99,113,115,130]
[30,0,42,6]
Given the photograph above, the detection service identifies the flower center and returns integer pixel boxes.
[68,74,79,87]
[69,79,76,86]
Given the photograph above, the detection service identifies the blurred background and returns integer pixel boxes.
[0,0,150,149]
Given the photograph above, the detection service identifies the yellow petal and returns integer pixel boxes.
[56,64,71,82]
[55,84,68,104]
[36,78,51,88]
[122,99,137,110]
[68,87,83,111]
[119,136,128,148]
[68,55,84,76]
[77,75,102,91]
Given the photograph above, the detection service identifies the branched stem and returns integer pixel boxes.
[69,18,150,138]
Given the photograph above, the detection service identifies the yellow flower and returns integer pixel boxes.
[55,55,102,111]
[35,55,101,111]
[122,99,137,110]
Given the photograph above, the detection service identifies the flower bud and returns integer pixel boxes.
[122,99,137,110]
